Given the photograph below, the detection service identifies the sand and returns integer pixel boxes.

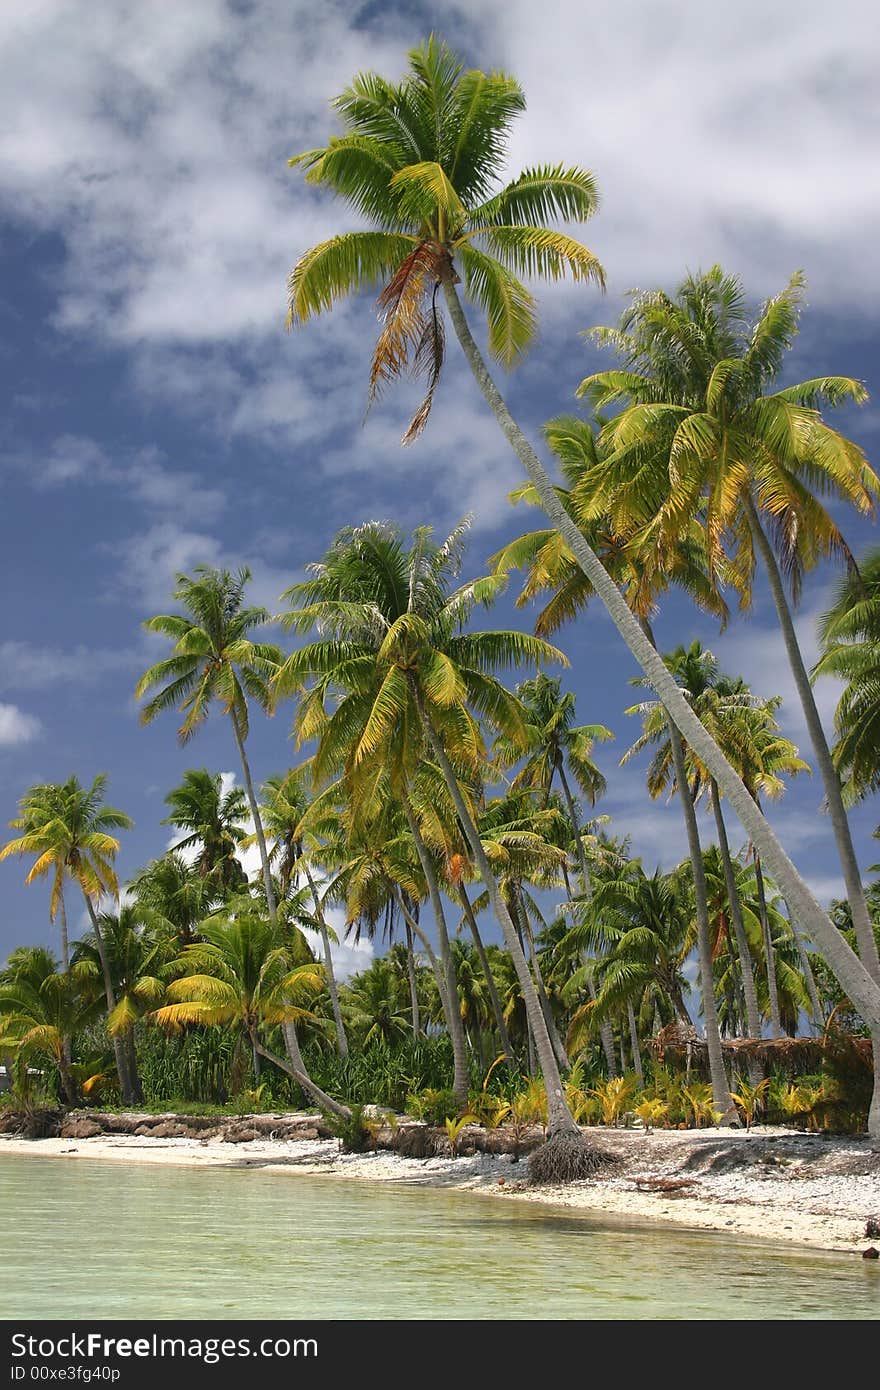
[3,1120,879,1255]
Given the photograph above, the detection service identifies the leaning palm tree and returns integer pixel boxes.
[135,568,284,922]
[285,41,880,1071]
[0,775,136,1101]
[813,547,880,805]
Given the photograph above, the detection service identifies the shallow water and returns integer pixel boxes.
[2,1153,878,1319]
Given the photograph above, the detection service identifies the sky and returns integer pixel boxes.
[1,0,878,974]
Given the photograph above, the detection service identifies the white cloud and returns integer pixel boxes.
[0,640,138,691]
[0,703,42,747]
[16,434,226,524]
[1,0,875,473]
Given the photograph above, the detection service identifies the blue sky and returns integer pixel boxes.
[1,0,878,971]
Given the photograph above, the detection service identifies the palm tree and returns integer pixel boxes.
[161,770,248,894]
[130,851,215,946]
[493,673,617,1073]
[256,771,349,1056]
[285,42,876,1064]
[813,547,880,804]
[72,904,170,1103]
[566,866,691,1080]
[150,907,348,1116]
[275,521,598,1161]
[580,269,880,1028]
[0,947,98,1104]
[341,957,412,1047]
[135,568,284,921]
[0,775,136,1101]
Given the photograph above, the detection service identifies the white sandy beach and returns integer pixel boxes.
[3,1121,879,1256]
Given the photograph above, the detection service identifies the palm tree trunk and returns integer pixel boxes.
[785,896,825,1029]
[443,277,880,1066]
[229,708,277,920]
[513,883,570,1070]
[391,886,449,1014]
[556,766,617,1076]
[255,1038,350,1120]
[626,998,645,1087]
[57,891,70,974]
[745,496,880,1130]
[417,703,580,1138]
[753,852,784,1037]
[744,497,879,975]
[404,924,421,1038]
[458,885,516,1066]
[82,893,135,1105]
[252,1038,261,1083]
[401,796,469,1106]
[710,781,763,1040]
[667,729,737,1123]
[302,863,348,1058]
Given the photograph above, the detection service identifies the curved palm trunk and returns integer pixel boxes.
[401,797,469,1106]
[443,279,880,1134]
[626,998,645,1087]
[82,893,136,1105]
[710,781,762,1041]
[302,863,348,1058]
[667,731,737,1123]
[753,853,784,1037]
[458,885,515,1067]
[418,710,579,1138]
[557,767,617,1077]
[404,924,421,1038]
[254,1037,350,1120]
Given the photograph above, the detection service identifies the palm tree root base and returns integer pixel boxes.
[527,1129,616,1185]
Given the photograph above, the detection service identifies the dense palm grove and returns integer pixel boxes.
[3,40,880,1165]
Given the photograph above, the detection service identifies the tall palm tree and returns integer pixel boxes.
[161,770,248,894]
[135,568,284,922]
[275,521,598,1158]
[0,775,136,1101]
[813,547,880,804]
[0,947,98,1105]
[284,41,878,1063]
[253,771,349,1056]
[579,269,880,1026]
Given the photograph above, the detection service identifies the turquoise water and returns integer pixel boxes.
[2,1154,878,1319]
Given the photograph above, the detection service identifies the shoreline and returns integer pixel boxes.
[3,1120,879,1256]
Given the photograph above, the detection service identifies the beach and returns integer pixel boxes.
[3,1118,878,1256]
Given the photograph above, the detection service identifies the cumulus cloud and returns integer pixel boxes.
[0,703,42,747]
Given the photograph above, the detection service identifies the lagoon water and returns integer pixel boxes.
[2,1154,878,1319]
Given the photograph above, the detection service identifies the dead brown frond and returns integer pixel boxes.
[368,241,447,444]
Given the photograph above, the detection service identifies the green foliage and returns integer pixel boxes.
[730,1076,770,1129]
[444,1112,478,1156]
[323,1103,378,1153]
[406,1087,463,1126]
[588,1075,635,1126]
